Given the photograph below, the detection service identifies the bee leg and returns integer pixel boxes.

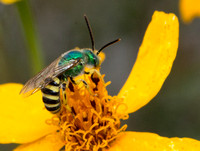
[69,77,76,84]
[84,71,90,74]
[70,77,88,88]
[86,69,105,83]
[70,77,96,96]
[60,82,71,112]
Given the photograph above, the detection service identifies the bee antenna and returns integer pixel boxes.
[97,38,121,55]
[84,15,95,51]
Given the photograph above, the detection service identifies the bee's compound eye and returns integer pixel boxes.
[94,57,100,67]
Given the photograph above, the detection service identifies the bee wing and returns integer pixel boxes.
[20,57,80,97]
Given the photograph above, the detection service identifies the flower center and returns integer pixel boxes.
[49,72,128,151]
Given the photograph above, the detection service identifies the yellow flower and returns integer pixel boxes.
[0,0,19,4]
[179,0,200,23]
[1,11,200,150]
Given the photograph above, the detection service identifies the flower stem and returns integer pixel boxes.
[16,0,44,75]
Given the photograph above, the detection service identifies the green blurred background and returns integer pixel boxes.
[0,0,200,150]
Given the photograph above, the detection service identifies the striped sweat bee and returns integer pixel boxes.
[20,15,120,114]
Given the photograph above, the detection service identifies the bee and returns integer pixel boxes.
[20,15,120,114]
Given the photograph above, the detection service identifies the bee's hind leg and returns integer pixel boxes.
[60,82,71,112]
[70,77,89,89]
[69,77,96,96]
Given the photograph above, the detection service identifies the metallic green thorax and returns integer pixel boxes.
[58,49,100,78]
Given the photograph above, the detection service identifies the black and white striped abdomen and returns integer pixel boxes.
[41,77,61,114]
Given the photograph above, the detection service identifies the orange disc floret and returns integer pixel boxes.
[48,71,128,150]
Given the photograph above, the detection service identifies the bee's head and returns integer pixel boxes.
[83,49,100,68]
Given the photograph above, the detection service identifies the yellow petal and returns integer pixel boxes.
[179,0,200,23]
[14,132,65,151]
[107,131,200,151]
[0,83,58,144]
[117,11,179,114]
[0,0,19,4]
